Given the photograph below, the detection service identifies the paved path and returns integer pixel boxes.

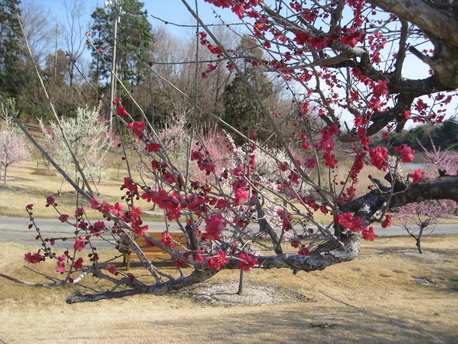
[0,215,456,250]
[0,216,174,250]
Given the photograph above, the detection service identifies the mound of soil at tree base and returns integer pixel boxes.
[182,281,312,307]
[396,249,449,264]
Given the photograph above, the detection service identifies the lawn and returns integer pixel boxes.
[0,235,457,343]
[1,157,457,343]
[0,158,161,219]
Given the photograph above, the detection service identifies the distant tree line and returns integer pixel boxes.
[0,0,288,145]
[371,120,458,153]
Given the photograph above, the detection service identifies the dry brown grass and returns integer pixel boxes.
[0,159,163,219]
[0,235,457,343]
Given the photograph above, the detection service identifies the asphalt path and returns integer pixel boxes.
[0,215,456,250]
[0,216,175,250]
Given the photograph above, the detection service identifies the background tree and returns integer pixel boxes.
[19,0,55,66]
[0,129,30,186]
[62,0,89,88]
[89,0,153,88]
[146,25,238,127]
[0,0,22,97]
[39,105,117,192]
[0,97,30,186]
[222,36,276,142]
[396,200,455,254]
[382,119,458,152]
[395,142,458,253]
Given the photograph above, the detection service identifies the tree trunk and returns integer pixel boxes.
[416,226,425,254]
[3,165,8,186]
[237,269,245,295]
[416,238,423,254]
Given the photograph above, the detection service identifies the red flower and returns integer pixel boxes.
[277,209,293,231]
[117,106,128,117]
[193,250,206,263]
[173,259,187,268]
[127,121,146,140]
[147,143,161,152]
[203,214,226,240]
[403,110,411,121]
[90,221,106,236]
[112,202,124,217]
[409,169,425,184]
[75,207,84,217]
[74,240,86,252]
[239,252,258,271]
[46,195,56,206]
[74,257,84,270]
[305,158,317,168]
[59,214,69,223]
[298,247,311,255]
[130,206,142,219]
[381,215,392,228]
[161,232,175,248]
[24,250,42,264]
[310,35,329,49]
[26,204,34,210]
[90,197,99,210]
[336,212,365,232]
[315,138,335,153]
[362,226,376,241]
[394,144,415,163]
[369,146,389,171]
[340,29,364,48]
[234,188,249,205]
[207,251,229,271]
[56,255,66,273]
[232,3,245,18]
[107,264,118,275]
[290,240,300,248]
[278,162,288,172]
[133,222,148,236]
[121,177,139,194]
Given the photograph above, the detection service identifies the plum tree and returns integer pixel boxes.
[1,0,457,303]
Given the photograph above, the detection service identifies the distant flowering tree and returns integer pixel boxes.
[396,200,456,254]
[155,113,236,183]
[0,97,31,186]
[39,106,117,189]
[0,129,30,186]
[395,141,458,253]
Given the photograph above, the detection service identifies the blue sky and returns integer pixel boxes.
[26,0,243,64]
[28,0,239,36]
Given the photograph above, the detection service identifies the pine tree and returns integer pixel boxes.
[222,35,274,142]
[0,0,22,96]
[89,0,153,87]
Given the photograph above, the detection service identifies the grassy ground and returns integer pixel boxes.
[0,235,457,343]
[3,157,456,228]
[1,157,458,343]
[0,159,162,219]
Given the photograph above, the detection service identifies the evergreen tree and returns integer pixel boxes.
[89,0,153,88]
[222,35,274,142]
[0,0,22,96]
